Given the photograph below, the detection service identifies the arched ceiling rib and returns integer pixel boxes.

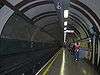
[69,15,89,37]
[69,7,94,34]
[40,22,58,31]
[69,12,91,34]
[15,0,50,9]
[33,14,57,24]
[32,11,57,20]
[35,16,58,28]
[67,24,81,37]
[67,20,86,39]
[24,4,56,19]
[68,17,88,39]
[20,1,54,13]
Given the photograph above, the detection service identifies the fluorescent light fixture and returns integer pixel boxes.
[64,31,66,42]
[64,10,69,18]
[89,38,91,42]
[64,21,68,26]
[65,30,74,33]
[64,27,67,30]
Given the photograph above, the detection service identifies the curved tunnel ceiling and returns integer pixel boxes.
[0,0,63,43]
[66,0,100,43]
[70,0,100,33]
[0,0,100,43]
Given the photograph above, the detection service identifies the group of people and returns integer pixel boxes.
[71,42,80,61]
[64,42,80,61]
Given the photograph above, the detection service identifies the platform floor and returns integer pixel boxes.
[37,48,99,75]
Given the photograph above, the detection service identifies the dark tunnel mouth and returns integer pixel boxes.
[0,0,100,75]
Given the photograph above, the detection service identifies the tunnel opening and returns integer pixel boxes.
[0,0,100,75]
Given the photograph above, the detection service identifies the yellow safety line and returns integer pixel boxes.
[60,49,65,75]
[82,68,87,75]
[43,54,58,75]
[43,50,62,75]
[35,49,62,75]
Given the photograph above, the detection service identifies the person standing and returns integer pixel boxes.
[74,42,80,61]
